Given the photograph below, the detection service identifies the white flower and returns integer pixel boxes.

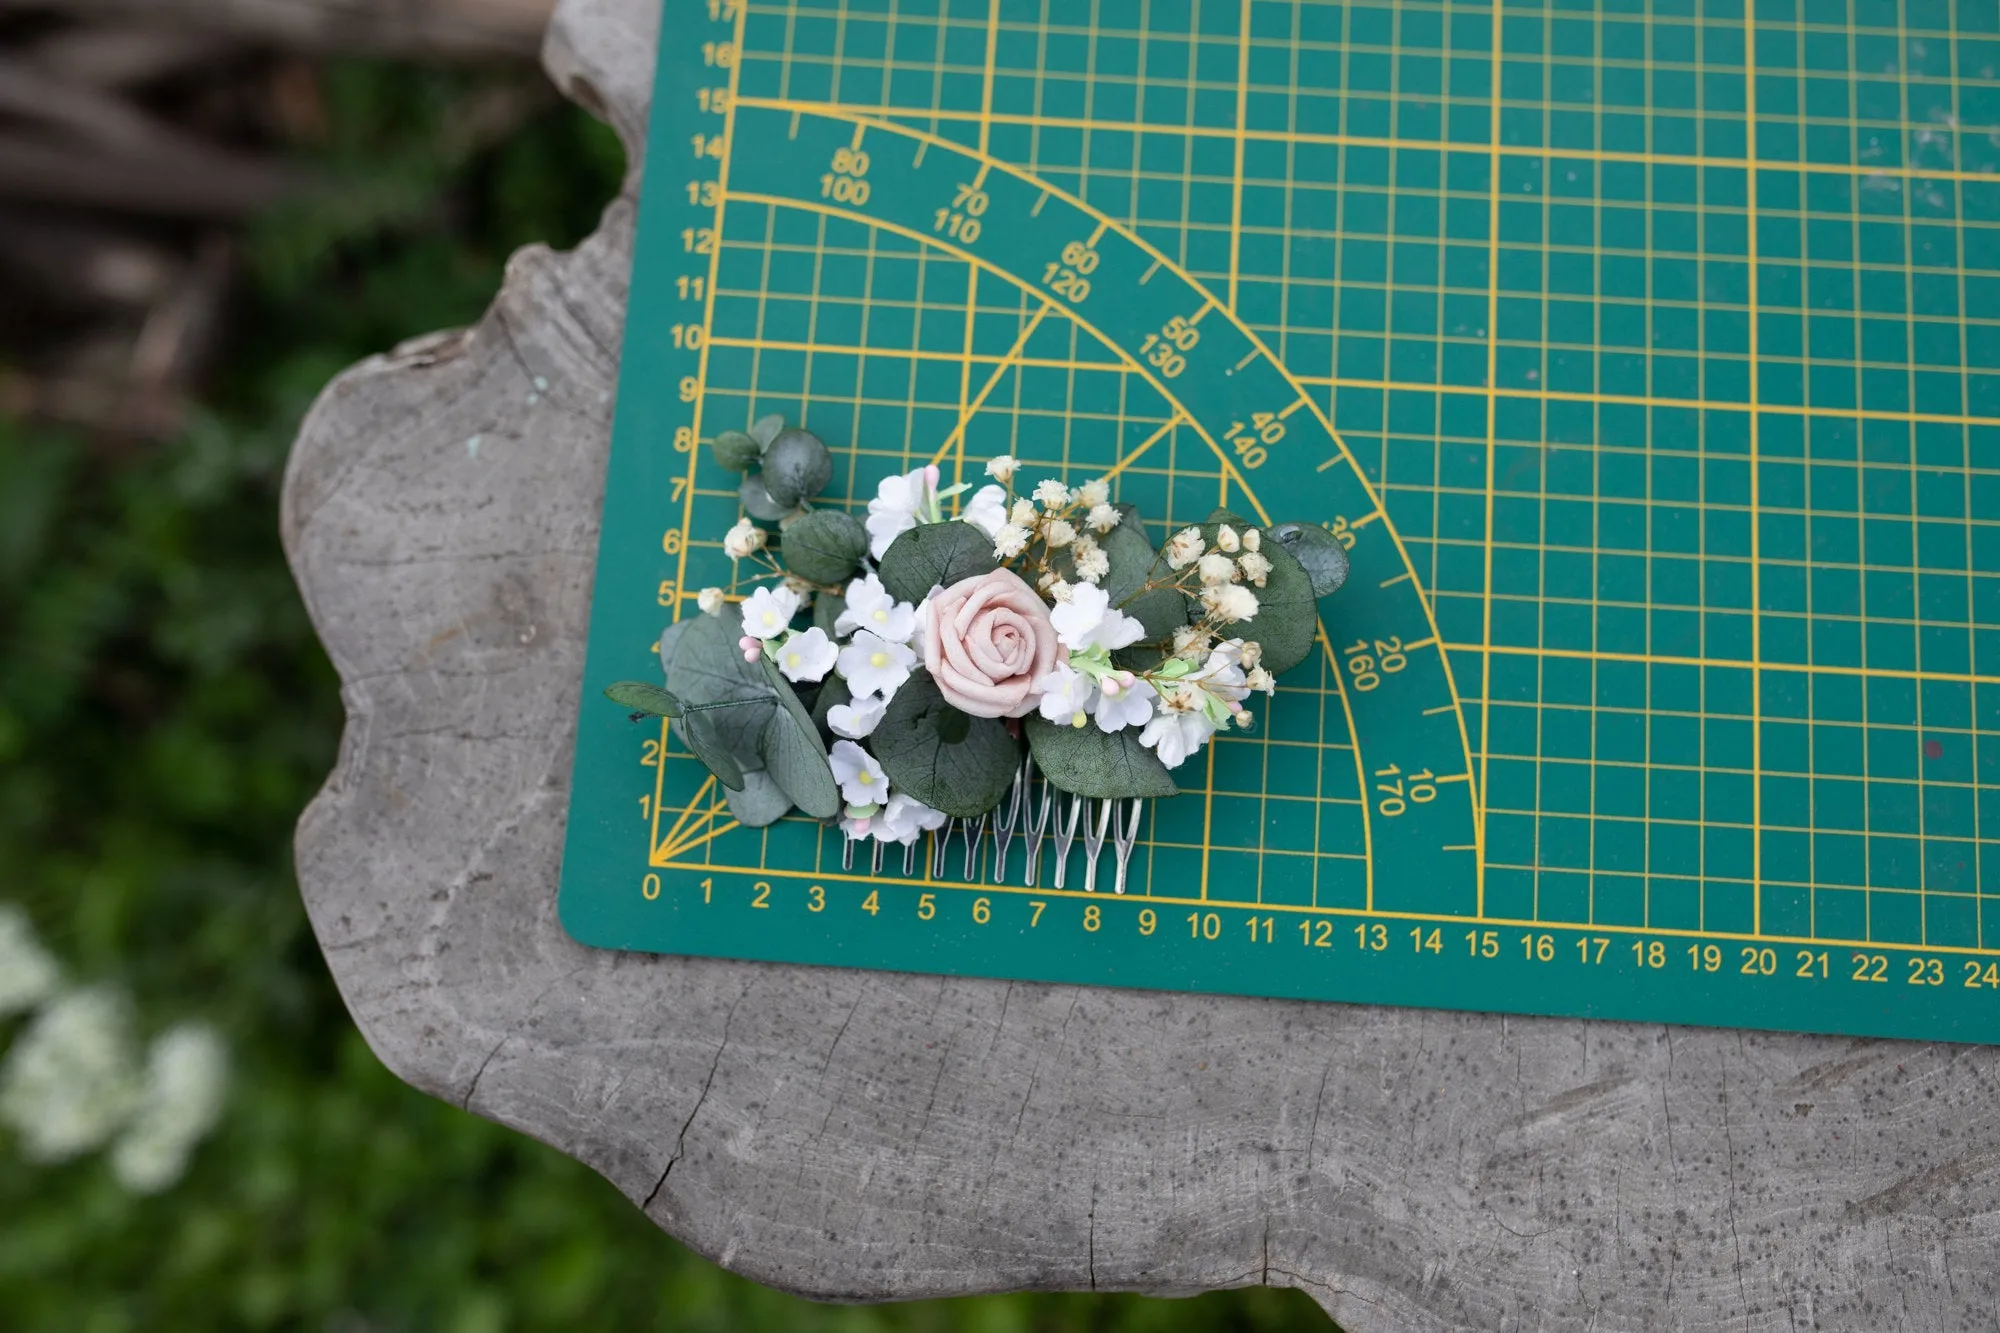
[1035,662,1098,726]
[696,586,726,616]
[776,627,838,682]
[1239,640,1263,668]
[1086,503,1121,533]
[1164,526,1204,569]
[866,463,939,558]
[1190,645,1252,703]
[1071,536,1110,583]
[1032,478,1072,509]
[1139,705,1218,768]
[723,518,765,560]
[1078,478,1110,509]
[1046,578,1074,602]
[1201,583,1259,623]
[985,455,1019,484]
[959,483,1009,539]
[1237,551,1272,586]
[1242,528,1261,552]
[1247,666,1276,693]
[111,1024,228,1195]
[0,987,142,1163]
[836,572,916,643]
[1216,524,1241,553]
[741,584,801,639]
[1009,497,1039,526]
[0,904,61,1019]
[876,792,948,844]
[1042,518,1077,549]
[836,630,916,696]
[1172,625,1214,659]
[1049,582,1145,652]
[1197,552,1238,586]
[829,739,889,805]
[1233,708,1255,729]
[992,524,1031,559]
[1093,672,1156,732]
[828,694,888,739]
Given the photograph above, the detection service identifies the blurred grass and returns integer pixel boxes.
[0,59,1331,1333]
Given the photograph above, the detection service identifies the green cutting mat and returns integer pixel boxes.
[559,0,2000,1042]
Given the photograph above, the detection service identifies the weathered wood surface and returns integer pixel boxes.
[280,1,2000,1326]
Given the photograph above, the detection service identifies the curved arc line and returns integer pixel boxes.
[728,186,1393,893]
[737,102,1485,840]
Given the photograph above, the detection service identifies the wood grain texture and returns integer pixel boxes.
[280,2,2000,1326]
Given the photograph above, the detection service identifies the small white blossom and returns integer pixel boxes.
[1046,579,1075,602]
[1202,583,1259,623]
[1233,708,1256,729]
[723,518,765,560]
[1196,552,1238,586]
[1247,666,1276,693]
[110,1024,229,1195]
[1050,582,1145,652]
[1086,503,1121,533]
[836,630,916,696]
[1078,478,1110,509]
[1071,536,1110,583]
[1239,640,1263,668]
[959,483,1009,539]
[1042,518,1077,549]
[0,987,142,1163]
[1139,705,1217,769]
[866,463,939,558]
[985,455,1019,484]
[828,694,888,739]
[1032,478,1072,510]
[1237,551,1272,586]
[0,905,61,1019]
[1035,662,1098,726]
[1172,625,1214,659]
[829,739,889,805]
[740,585,801,639]
[1164,526,1205,570]
[1009,498,1039,526]
[1216,524,1241,553]
[696,587,726,616]
[993,524,1031,559]
[1242,528,1262,552]
[876,792,948,844]
[776,627,838,682]
[1092,672,1156,732]
[836,572,916,643]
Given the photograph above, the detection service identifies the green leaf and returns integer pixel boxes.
[709,429,761,472]
[1238,536,1319,676]
[872,670,1021,818]
[725,769,793,827]
[812,591,847,637]
[1099,503,1186,645]
[877,521,997,603]
[748,413,786,448]
[1265,522,1352,598]
[667,608,775,775]
[739,473,793,521]
[760,428,834,506]
[603,681,682,717]
[658,617,695,672]
[756,658,841,817]
[780,509,866,584]
[1204,507,1249,527]
[678,709,746,789]
[1025,715,1179,799]
[809,671,851,746]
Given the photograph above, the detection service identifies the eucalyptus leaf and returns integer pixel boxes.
[1025,716,1179,799]
[739,474,793,521]
[603,681,683,717]
[667,608,775,774]
[813,591,847,638]
[709,429,761,472]
[748,413,786,448]
[780,509,867,584]
[1205,507,1249,526]
[658,617,695,672]
[761,428,834,506]
[872,670,1021,817]
[678,709,746,789]
[878,521,997,603]
[809,672,851,745]
[1265,522,1352,598]
[1236,535,1319,675]
[1100,503,1186,643]
[757,658,841,817]
[725,769,793,827]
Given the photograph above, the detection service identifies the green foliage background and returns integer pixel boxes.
[0,62,1329,1333]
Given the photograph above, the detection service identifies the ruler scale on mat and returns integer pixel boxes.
[561,0,2000,1043]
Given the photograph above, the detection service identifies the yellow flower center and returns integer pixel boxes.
[872,608,888,622]
[1071,711,1088,728]
[761,611,778,626]
[857,770,874,785]
[870,652,889,668]
[786,653,801,668]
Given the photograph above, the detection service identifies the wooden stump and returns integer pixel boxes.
[280,2,2000,1325]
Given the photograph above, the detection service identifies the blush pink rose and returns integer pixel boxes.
[923,569,1060,718]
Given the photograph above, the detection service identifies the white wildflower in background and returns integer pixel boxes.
[110,1024,228,1195]
[0,987,142,1163]
[740,585,801,639]
[722,518,764,560]
[959,484,1009,539]
[0,905,60,1019]
[696,587,726,616]
[776,628,838,683]
[986,455,1019,484]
